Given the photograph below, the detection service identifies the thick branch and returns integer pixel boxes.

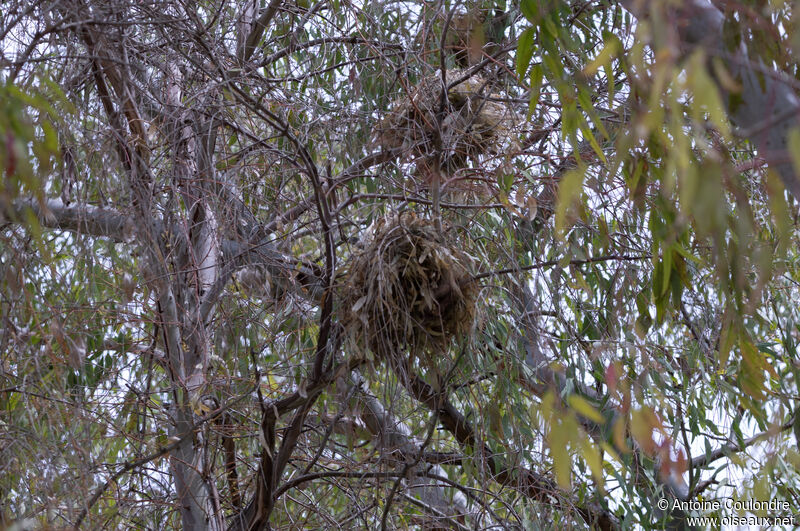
[2,199,134,242]
[238,0,283,61]
[2,199,325,303]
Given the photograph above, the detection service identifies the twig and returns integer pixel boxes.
[75,388,255,528]
[472,254,651,281]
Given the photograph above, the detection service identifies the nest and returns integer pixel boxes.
[375,70,515,171]
[340,212,478,366]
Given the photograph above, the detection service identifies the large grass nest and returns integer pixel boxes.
[375,69,515,170]
[340,212,478,366]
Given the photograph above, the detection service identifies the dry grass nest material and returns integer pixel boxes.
[341,212,478,363]
[375,70,515,167]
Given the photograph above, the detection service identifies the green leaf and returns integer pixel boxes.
[42,121,59,153]
[520,0,541,24]
[517,28,536,79]
[661,250,672,296]
[581,124,607,164]
[527,64,544,118]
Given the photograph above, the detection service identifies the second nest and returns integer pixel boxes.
[375,69,515,169]
[341,212,478,365]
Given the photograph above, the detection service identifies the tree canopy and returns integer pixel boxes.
[2,1,800,529]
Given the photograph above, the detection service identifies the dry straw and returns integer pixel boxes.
[375,69,515,171]
[340,212,478,367]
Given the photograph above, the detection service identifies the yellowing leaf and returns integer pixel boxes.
[583,37,620,77]
[526,195,538,220]
[766,171,791,255]
[689,52,731,139]
[612,417,628,454]
[551,438,571,489]
[554,168,585,239]
[787,128,800,176]
[547,412,579,490]
[717,316,735,370]
[580,438,604,489]
[739,338,766,400]
[630,407,659,455]
[568,395,604,424]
